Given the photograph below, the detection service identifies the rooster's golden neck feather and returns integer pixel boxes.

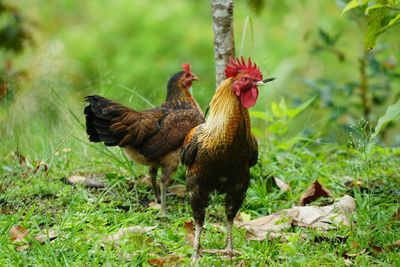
[204,78,252,147]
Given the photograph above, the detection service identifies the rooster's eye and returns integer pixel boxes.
[185,73,190,78]
[242,77,248,82]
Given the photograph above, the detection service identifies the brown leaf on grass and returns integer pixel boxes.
[342,248,367,259]
[393,208,400,221]
[14,150,26,167]
[33,230,58,244]
[63,175,105,188]
[236,260,246,267]
[168,184,186,197]
[138,175,153,187]
[183,220,195,247]
[237,195,356,241]
[16,244,31,251]
[10,225,28,242]
[299,180,332,206]
[292,195,355,230]
[202,249,241,256]
[33,160,49,175]
[387,240,400,250]
[148,201,161,210]
[235,209,298,241]
[102,226,157,242]
[370,243,384,253]
[266,176,290,192]
[148,255,184,267]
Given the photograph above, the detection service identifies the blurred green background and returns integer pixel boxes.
[1,0,399,158]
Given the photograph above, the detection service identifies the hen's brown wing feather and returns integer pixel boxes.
[85,95,166,147]
[139,109,204,161]
[85,95,204,161]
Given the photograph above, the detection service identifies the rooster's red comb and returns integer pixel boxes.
[182,63,191,73]
[225,57,262,80]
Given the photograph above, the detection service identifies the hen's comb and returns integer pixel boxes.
[225,56,262,80]
[182,63,191,73]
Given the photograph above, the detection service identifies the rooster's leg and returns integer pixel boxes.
[224,184,248,259]
[189,185,209,262]
[226,220,234,257]
[192,222,203,262]
[149,167,160,203]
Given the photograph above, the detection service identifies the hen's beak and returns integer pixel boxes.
[255,77,276,86]
[191,75,199,81]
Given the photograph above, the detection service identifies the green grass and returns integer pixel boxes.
[1,136,399,266]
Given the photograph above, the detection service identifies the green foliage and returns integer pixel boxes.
[251,96,317,150]
[343,0,400,50]
[372,99,400,138]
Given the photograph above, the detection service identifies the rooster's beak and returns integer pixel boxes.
[255,77,276,86]
[192,75,199,81]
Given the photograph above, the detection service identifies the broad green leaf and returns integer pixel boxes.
[271,101,286,118]
[249,110,270,120]
[371,99,400,139]
[365,4,385,15]
[381,13,400,31]
[365,5,389,50]
[279,98,288,113]
[342,0,368,13]
[287,96,318,119]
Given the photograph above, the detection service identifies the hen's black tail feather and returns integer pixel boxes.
[84,95,126,146]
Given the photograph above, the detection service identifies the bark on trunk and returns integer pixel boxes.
[211,0,235,87]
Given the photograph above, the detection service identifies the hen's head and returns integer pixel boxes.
[225,57,273,109]
[169,63,198,91]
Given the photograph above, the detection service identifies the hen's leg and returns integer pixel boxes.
[159,168,174,216]
[149,167,160,203]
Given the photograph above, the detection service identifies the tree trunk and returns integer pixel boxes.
[211,0,235,87]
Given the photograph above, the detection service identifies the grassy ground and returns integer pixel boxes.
[1,135,399,266]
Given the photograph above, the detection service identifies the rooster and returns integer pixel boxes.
[181,57,274,260]
[84,64,204,215]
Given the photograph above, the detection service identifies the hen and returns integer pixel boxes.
[85,64,204,215]
[181,57,274,260]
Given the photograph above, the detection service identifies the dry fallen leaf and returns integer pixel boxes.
[237,195,356,241]
[102,226,157,242]
[266,176,290,193]
[235,209,298,241]
[33,230,58,244]
[138,175,153,187]
[274,177,290,192]
[10,225,28,242]
[342,248,367,258]
[299,180,332,206]
[148,202,161,210]
[14,150,27,167]
[292,195,355,230]
[16,244,31,251]
[202,249,241,256]
[148,255,184,267]
[33,160,49,175]
[63,175,105,188]
[388,240,400,250]
[393,209,400,221]
[168,184,186,197]
[183,221,195,247]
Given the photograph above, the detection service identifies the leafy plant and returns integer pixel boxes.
[343,0,400,51]
[372,99,400,138]
[251,96,317,150]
